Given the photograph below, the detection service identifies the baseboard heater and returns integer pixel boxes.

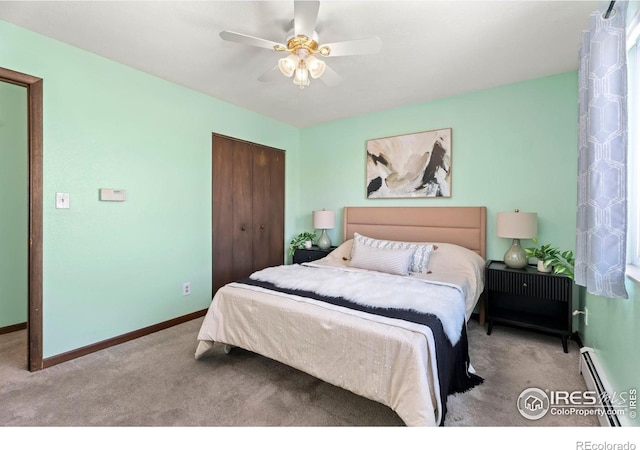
[579,347,628,427]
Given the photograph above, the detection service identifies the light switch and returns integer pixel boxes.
[56,193,70,209]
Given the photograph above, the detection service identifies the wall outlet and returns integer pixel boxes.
[584,307,589,326]
[182,282,191,296]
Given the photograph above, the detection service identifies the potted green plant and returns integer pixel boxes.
[288,231,317,256]
[543,249,575,279]
[524,241,556,273]
[524,238,575,279]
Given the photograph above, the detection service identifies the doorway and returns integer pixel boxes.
[0,67,43,372]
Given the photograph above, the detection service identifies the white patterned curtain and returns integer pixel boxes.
[576,1,629,299]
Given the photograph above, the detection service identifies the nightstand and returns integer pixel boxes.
[293,246,336,264]
[485,260,573,353]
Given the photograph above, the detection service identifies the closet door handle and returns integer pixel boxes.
[260,224,265,230]
[241,225,246,231]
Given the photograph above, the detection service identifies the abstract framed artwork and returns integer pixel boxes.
[366,128,452,198]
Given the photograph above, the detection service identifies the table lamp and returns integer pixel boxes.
[313,209,335,250]
[496,209,537,269]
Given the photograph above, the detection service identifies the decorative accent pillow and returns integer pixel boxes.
[351,232,436,274]
[323,239,353,262]
[349,243,414,276]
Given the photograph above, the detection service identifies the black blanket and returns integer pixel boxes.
[237,277,483,426]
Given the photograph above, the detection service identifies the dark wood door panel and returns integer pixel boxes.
[231,140,253,281]
[212,133,285,296]
[266,148,285,267]
[252,146,271,271]
[212,135,235,294]
[252,146,285,270]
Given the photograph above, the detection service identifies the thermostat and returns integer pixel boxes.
[99,188,126,202]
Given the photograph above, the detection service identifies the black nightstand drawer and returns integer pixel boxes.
[487,268,571,302]
[293,246,336,264]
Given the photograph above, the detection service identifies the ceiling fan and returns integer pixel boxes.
[219,1,382,89]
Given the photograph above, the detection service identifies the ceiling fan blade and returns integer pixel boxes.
[321,37,383,57]
[320,63,342,87]
[219,30,284,51]
[258,65,282,82]
[294,0,320,38]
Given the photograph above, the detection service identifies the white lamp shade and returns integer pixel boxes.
[293,66,310,87]
[313,210,335,229]
[306,55,326,78]
[497,211,537,239]
[278,55,298,77]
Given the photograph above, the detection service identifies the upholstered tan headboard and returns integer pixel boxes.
[343,206,486,259]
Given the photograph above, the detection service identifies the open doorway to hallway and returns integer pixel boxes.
[0,66,43,372]
[0,80,28,371]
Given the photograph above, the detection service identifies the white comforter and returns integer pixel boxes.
[250,262,466,345]
[195,282,440,426]
[195,253,483,426]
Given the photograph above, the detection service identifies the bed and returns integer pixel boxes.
[195,206,487,426]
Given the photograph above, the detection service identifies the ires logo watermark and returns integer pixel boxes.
[517,387,637,421]
[517,388,550,420]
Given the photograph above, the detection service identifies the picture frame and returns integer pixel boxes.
[366,128,452,198]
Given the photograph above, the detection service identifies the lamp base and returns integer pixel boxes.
[317,229,331,250]
[503,238,528,269]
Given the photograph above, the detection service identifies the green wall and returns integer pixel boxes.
[0,19,299,357]
[298,72,579,260]
[0,81,28,328]
[581,285,639,426]
[298,71,582,333]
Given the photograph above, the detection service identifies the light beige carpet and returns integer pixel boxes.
[0,317,598,427]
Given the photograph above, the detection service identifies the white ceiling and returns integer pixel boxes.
[0,0,599,128]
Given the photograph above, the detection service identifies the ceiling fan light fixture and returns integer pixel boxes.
[293,66,310,88]
[220,1,382,89]
[278,54,298,77]
[306,55,326,78]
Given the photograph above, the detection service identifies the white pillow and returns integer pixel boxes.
[323,239,353,262]
[421,243,486,312]
[351,232,436,274]
[426,242,485,275]
[349,243,414,276]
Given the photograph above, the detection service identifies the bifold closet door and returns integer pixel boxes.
[212,135,238,294]
[252,146,284,272]
[212,134,285,296]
